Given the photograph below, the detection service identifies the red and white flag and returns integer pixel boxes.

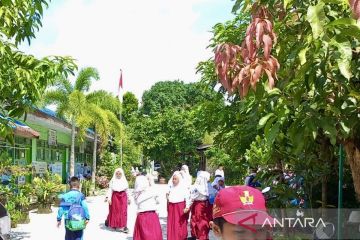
[118,69,123,102]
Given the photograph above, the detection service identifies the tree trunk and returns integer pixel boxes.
[321,176,327,208]
[91,131,97,186]
[344,140,360,200]
[321,176,327,218]
[70,118,76,177]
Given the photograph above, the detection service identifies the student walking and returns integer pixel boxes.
[57,176,90,240]
[180,164,192,189]
[105,168,129,233]
[184,171,212,240]
[133,175,162,240]
[211,176,225,192]
[167,171,190,240]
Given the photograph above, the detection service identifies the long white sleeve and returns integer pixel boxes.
[106,181,113,199]
[135,189,158,212]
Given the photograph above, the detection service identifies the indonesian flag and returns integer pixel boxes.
[118,69,123,102]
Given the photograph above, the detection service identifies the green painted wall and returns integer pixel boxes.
[26,122,71,145]
[19,116,95,182]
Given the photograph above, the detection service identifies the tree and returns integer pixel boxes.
[43,67,99,177]
[198,0,360,203]
[131,108,203,178]
[0,0,76,140]
[79,90,122,186]
[122,92,139,124]
[141,81,215,115]
[133,80,221,177]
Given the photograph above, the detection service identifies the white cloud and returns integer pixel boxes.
[20,0,232,101]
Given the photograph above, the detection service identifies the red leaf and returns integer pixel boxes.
[264,69,275,88]
[355,0,360,19]
[256,21,265,49]
[262,34,272,60]
[249,67,257,89]
[252,64,263,89]
[269,56,280,72]
[245,35,255,61]
[241,77,250,97]
[264,19,273,34]
[241,41,249,62]
[270,31,277,45]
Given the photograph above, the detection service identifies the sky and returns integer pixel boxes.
[20,0,234,102]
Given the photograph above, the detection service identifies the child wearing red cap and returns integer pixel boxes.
[210,186,273,240]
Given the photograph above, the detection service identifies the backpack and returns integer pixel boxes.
[66,195,87,231]
[247,174,261,188]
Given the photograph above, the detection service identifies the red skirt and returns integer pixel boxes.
[167,201,189,240]
[190,200,212,240]
[133,211,162,240]
[106,191,127,228]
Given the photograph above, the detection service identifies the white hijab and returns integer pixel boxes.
[180,165,192,188]
[134,175,151,200]
[168,171,189,201]
[134,175,150,193]
[191,171,210,196]
[109,168,129,192]
[181,165,190,175]
[211,176,225,190]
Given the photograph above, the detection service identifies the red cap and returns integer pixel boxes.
[213,186,272,228]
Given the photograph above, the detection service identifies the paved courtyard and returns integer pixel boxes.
[11,184,216,240]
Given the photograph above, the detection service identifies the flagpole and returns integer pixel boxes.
[118,69,123,168]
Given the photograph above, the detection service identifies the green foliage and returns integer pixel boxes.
[0,0,77,140]
[0,152,33,226]
[197,0,360,203]
[132,81,223,178]
[32,172,64,213]
[141,81,188,115]
[141,81,216,115]
[132,107,203,178]
[81,179,92,197]
[123,92,139,124]
[97,150,117,180]
[43,67,100,176]
[0,0,49,45]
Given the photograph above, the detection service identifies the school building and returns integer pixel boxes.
[0,108,96,183]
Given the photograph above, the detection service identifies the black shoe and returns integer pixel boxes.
[120,227,129,234]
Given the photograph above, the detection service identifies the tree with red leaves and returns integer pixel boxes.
[198,0,360,204]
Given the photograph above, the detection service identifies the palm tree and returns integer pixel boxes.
[78,90,122,186]
[43,67,99,177]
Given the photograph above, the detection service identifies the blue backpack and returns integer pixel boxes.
[247,175,261,188]
[66,195,87,231]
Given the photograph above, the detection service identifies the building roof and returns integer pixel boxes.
[196,144,212,151]
[0,114,40,138]
[35,108,95,135]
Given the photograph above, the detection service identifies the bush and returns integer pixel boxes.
[95,176,109,189]
[81,179,92,197]
[0,152,33,226]
[97,151,116,180]
[32,172,64,213]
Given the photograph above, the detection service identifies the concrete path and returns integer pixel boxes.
[11,184,216,240]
